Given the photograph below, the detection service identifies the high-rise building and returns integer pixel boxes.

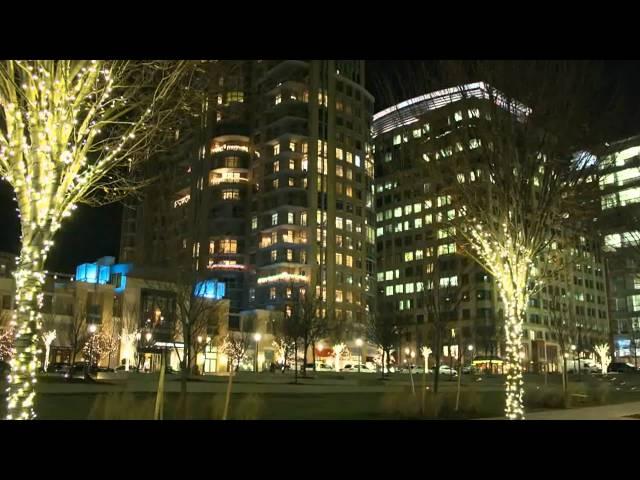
[597,135,640,363]
[372,83,610,372]
[121,60,376,341]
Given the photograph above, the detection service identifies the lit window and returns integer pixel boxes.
[270,287,276,299]
[413,203,422,213]
[226,91,244,104]
[416,249,423,260]
[272,179,279,189]
[336,253,343,265]
[274,144,280,155]
[355,155,361,167]
[220,239,237,253]
[377,272,385,282]
[437,243,456,255]
[412,128,422,138]
[336,148,344,160]
[406,283,414,294]
[337,165,344,177]
[336,217,343,229]
[454,111,463,121]
[414,218,422,229]
[404,252,414,262]
[251,216,258,230]
[395,284,404,294]
[272,213,278,226]
[345,255,353,267]
[437,195,452,207]
[385,286,394,296]
[222,189,239,200]
[286,249,293,261]
[288,212,294,224]
[468,108,480,118]
[385,271,394,281]
[385,152,392,163]
[422,153,430,163]
[275,94,282,105]
[346,219,353,232]
[346,186,353,197]
[393,134,401,145]
[346,152,353,164]
[469,138,481,149]
[425,214,432,224]
[336,290,343,303]
[439,275,458,287]
[271,250,277,262]
[288,177,294,187]
[376,227,383,237]
[286,288,292,299]
[394,207,402,218]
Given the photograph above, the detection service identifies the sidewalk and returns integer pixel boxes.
[486,401,640,420]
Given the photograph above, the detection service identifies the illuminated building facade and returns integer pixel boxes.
[597,135,640,363]
[373,84,609,372]
[122,61,376,341]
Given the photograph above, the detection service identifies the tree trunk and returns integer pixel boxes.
[222,369,234,420]
[302,337,309,377]
[294,343,298,384]
[434,351,441,395]
[6,253,47,420]
[312,342,316,372]
[502,293,526,420]
[154,351,166,420]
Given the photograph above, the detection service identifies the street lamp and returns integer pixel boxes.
[355,338,363,372]
[254,333,262,372]
[87,324,97,376]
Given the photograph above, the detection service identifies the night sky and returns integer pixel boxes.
[0,60,639,274]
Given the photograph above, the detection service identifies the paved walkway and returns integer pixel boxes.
[486,401,640,420]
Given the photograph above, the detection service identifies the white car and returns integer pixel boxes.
[399,365,427,375]
[316,363,333,372]
[435,365,458,376]
[341,363,375,373]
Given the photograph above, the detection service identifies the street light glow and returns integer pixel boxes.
[88,324,97,334]
[355,338,363,347]
[254,333,262,342]
[145,332,152,342]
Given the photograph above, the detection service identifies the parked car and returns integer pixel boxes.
[462,365,476,374]
[341,363,375,373]
[316,363,333,372]
[399,365,426,375]
[608,362,637,374]
[46,362,70,375]
[434,365,458,376]
[115,365,139,372]
[65,363,89,380]
[567,360,600,374]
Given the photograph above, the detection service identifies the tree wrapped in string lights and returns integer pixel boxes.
[0,327,15,362]
[40,329,56,372]
[0,60,195,419]
[594,343,611,375]
[82,331,119,367]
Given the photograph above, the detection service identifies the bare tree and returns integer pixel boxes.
[367,308,399,379]
[67,304,88,365]
[289,287,327,376]
[547,284,577,398]
[421,255,464,395]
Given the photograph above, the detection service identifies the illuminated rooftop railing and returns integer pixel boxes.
[372,82,531,138]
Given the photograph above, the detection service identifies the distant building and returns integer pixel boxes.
[597,135,640,364]
[372,84,610,372]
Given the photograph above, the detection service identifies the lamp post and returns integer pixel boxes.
[355,338,363,373]
[145,331,152,372]
[197,336,203,375]
[87,324,97,377]
[405,347,416,395]
[254,333,262,372]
